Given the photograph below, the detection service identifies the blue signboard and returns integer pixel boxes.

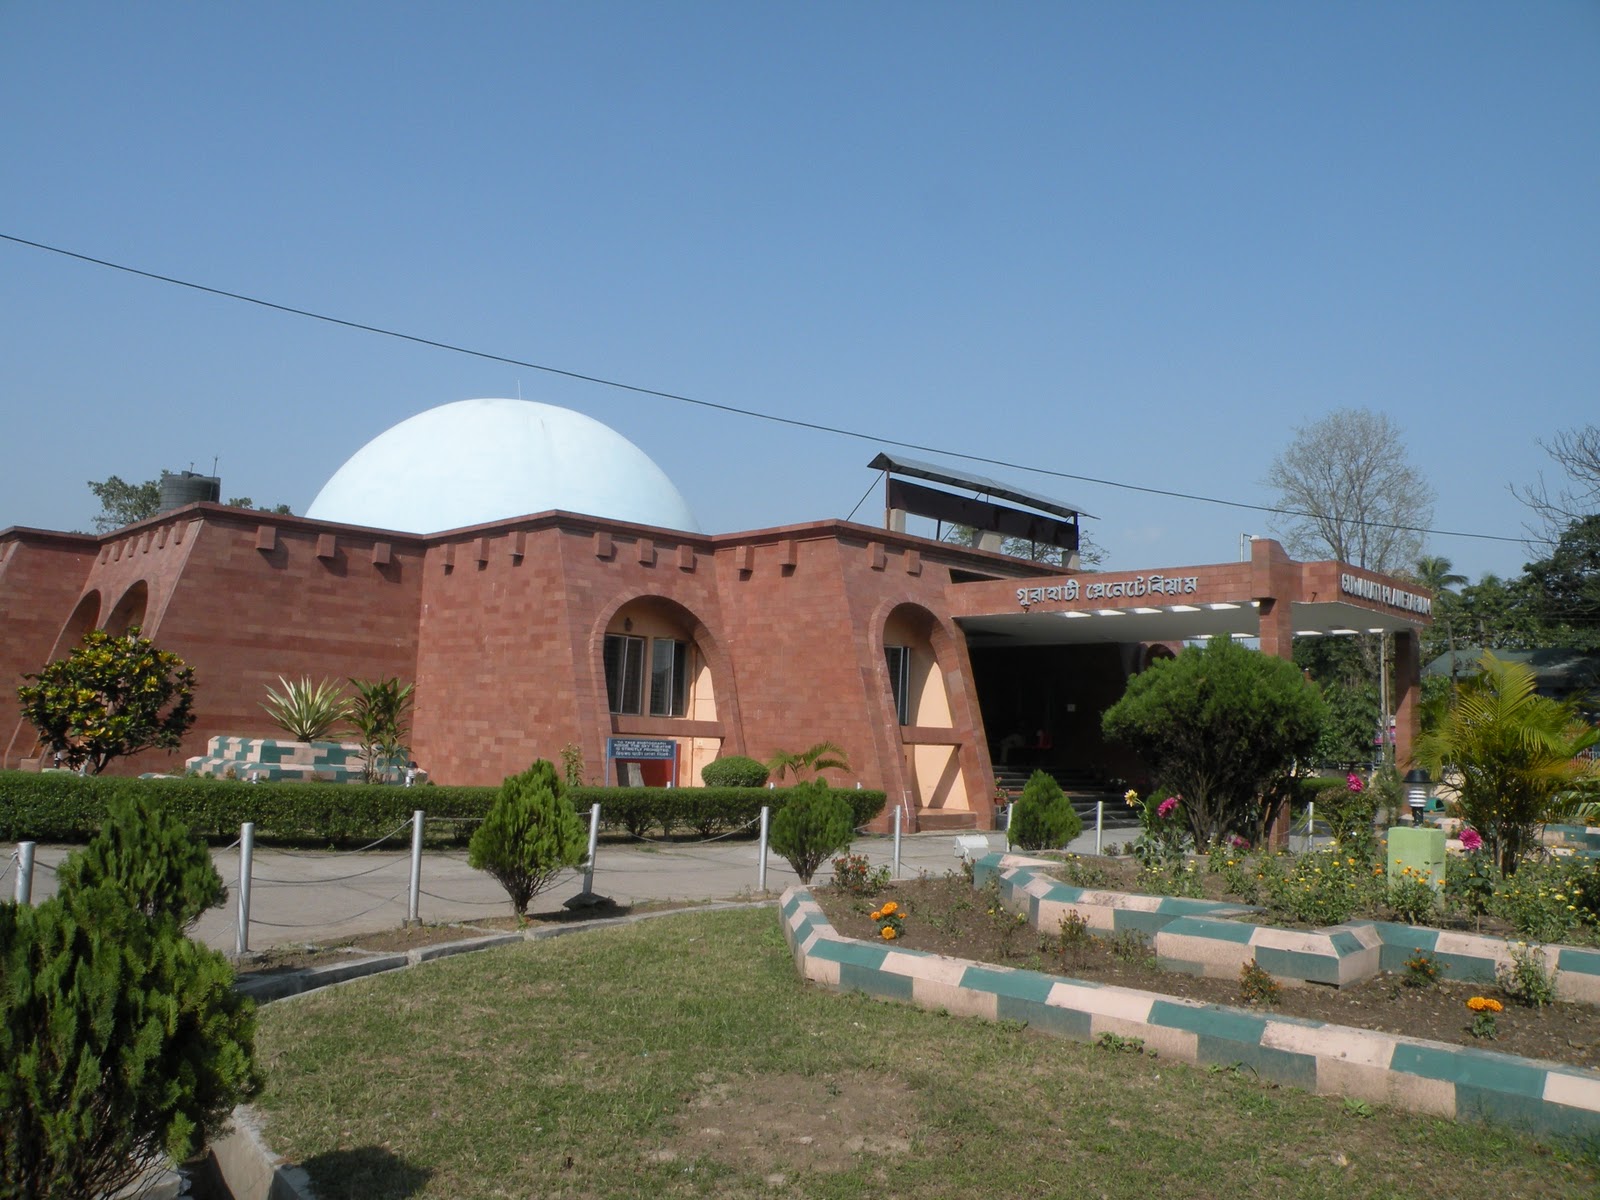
[607,737,677,761]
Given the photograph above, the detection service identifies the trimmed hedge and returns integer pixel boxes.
[0,772,496,846]
[0,772,889,847]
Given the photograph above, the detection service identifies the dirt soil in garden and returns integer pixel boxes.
[815,872,1600,1072]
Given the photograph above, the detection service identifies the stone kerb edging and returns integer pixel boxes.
[778,884,1600,1141]
[213,900,775,1200]
[981,855,1600,1004]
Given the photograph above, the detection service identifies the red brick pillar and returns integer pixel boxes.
[1393,629,1420,770]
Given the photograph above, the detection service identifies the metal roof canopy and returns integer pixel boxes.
[867,452,1095,521]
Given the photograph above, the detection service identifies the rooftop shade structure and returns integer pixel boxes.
[867,452,1095,521]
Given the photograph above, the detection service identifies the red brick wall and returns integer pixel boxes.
[0,531,97,767]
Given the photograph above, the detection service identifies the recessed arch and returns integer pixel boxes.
[103,580,149,636]
[47,590,102,660]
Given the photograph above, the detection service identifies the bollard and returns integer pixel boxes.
[892,804,902,879]
[406,809,424,926]
[236,822,255,956]
[582,803,601,895]
[1307,801,1315,852]
[757,805,770,892]
[15,841,34,905]
[1095,800,1104,856]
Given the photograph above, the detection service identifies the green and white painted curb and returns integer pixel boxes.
[780,873,1600,1141]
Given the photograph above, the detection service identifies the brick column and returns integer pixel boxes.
[1393,629,1420,770]
[1256,597,1294,661]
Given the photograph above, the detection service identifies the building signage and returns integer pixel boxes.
[1016,574,1200,607]
[1339,573,1432,616]
[607,737,678,760]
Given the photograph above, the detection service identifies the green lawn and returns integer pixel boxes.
[253,908,1598,1200]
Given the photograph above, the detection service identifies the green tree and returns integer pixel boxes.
[17,628,196,774]
[1005,769,1083,851]
[87,475,162,533]
[468,759,588,916]
[765,740,851,783]
[1,808,259,1198]
[1414,652,1600,876]
[1523,513,1600,651]
[769,780,854,883]
[347,677,415,783]
[261,676,350,742]
[1102,636,1328,846]
[53,794,225,929]
[224,497,294,514]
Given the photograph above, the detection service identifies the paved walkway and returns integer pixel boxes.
[5,819,1132,955]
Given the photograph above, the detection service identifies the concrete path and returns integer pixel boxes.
[4,818,1133,955]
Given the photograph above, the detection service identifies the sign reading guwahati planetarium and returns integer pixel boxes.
[1339,573,1433,616]
[1017,574,1201,606]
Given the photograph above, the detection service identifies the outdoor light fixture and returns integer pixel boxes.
[1204,602,1241,611]
[1133,607,1161,614]
[1169,604,1201,612]
[1403,767,1433,826]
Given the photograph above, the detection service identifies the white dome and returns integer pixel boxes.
[306,399,700,534]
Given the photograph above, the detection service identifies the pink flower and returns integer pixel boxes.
[1346,773,1364,793]
[1229,834,1251,850]
[1157,796,1180,819]
[1459,827,1483,852]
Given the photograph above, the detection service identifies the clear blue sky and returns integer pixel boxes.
[3,2,1595,582]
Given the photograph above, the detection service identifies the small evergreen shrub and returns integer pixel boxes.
[1006,770,1082,851]
[54,793,226,928]
[2,866,260,1196]
[468,760,588,916]
[770,780,854,883]
[700,755,770,788]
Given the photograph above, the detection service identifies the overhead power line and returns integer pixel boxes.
[1,231,1527,546]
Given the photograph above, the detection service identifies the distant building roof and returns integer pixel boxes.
[1423,647,1600,698]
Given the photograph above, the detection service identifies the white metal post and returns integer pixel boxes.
[757,805,770,892]
[892,804,903,879]
[1095,801,1104,856]
[235,822,255,956]
[1307,800,1315,852]
[14,841,34,905]
[406,809,424,925]
[583,803,601,894]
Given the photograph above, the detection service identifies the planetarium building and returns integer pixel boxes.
[0,399,1433,832]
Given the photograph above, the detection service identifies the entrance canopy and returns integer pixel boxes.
[944,541,1432,650]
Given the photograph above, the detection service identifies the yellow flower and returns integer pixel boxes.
[881,926,897,940]
[870,910,882,921]
[881,901,899,915]
[1466,997,1503,1014]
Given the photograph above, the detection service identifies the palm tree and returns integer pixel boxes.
[1414,652,1600,875]
[765,740,851,783]
[348,677,416,783]
[1415,555,1469,699]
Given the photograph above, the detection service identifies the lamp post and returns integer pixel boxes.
[1403,767,1432,827]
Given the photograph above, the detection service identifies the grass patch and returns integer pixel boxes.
[254,908,1600,1199]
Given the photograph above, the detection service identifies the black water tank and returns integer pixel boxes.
[157,470,221,513]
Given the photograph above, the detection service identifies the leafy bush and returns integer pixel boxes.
[1309,775,1377,849]
[1255,848,1382,926]
[1102,635,1326,846]
[53,793,225,928]
[16,626,195,774]
[1006,770,1082,852]
[468,759,588,916]
[1,873,260,1196]
[770,780,855,883]
[1489,857,1585,943]
[700,756,770,788]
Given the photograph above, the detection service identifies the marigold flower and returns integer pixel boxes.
[881,901,899,915]
[881,926,897,940]
[1466,997,1503,1014]
[870,910,882,921]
